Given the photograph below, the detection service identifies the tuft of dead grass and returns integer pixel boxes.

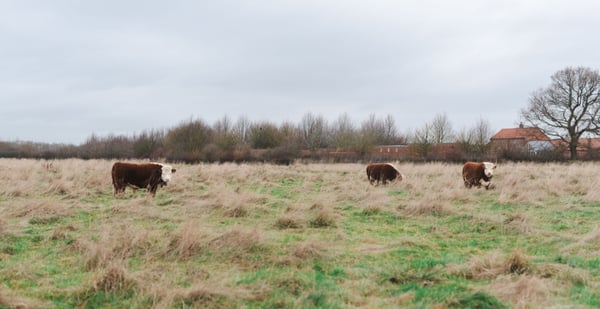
[448,249,531,280]
[504,248,530,275]
[167,224,264,263]
[292,241,325,260]
[209,228,262,253]
[8,199,74,221]
[274,216,303,229]
[73,223,159,270]
[403,195,454,217]
[92,264,137,293]
[224,205,248,218]
[485,275,557,307]
[169,282,255,308]
[533,262,589,286]
[309,209,337,228]
[166,222,210,260]
[503,213,534,234]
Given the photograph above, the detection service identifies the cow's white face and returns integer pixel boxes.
[159,164,174,183]
[482,162,496,178]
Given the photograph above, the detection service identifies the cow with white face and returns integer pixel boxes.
[462,161,496,190]
[111,162,176,197]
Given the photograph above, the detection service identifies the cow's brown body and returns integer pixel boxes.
[462,161,495,190]
[111,162,175,196]
[366,163,403,185]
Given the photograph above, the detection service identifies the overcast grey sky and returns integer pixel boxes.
[2,1,599,144]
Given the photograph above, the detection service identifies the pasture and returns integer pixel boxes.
[1,159,600,308]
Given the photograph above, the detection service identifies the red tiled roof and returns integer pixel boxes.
[491,127,550,141]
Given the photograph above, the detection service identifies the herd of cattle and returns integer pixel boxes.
[110,161,497,197]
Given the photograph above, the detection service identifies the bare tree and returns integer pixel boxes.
[382,114,405,144]
[431,113,454,144]
[331,113,355,149]
[456,118,493,158]
[280,120,303,148]
[165,118,213,162]
[233,116,251,144]
[360,114,385,144]
[214,115,232,134]
[213,115,237,158]
[300,112,328,150]
[521,67,600,159]
[411,123,434,158]
[134,129,165,159]
[248,121,282,149]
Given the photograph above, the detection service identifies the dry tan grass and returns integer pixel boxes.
[448,248,531,280]
[0,283,43,309]
[561,226,600,255]
[2,159,600,307]
[485,275,559,308]
[91,263,137,293]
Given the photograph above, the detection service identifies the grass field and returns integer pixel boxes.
[1,158,600,308]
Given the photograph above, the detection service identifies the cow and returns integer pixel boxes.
[366,163,404,185]
[111,162,176,197]
[462,161,496,190]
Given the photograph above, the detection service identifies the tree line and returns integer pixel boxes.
[0,113,495,163]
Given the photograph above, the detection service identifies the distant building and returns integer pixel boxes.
[489,123,554,157]
[551,137,600,159]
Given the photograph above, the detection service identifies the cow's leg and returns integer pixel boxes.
[479,178,491,189]
[148,183,159,197]
[482,180,491,190]
[114,179,125,195]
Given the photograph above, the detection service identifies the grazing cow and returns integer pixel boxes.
[462,161,496,189]
[111,162,176,197]
[366,163,404,185]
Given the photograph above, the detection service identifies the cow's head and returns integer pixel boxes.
[482,162,496,178]
[158,164,176,184]
[387,163,404,181]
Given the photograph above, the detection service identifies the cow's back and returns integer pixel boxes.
[462,162,481,178]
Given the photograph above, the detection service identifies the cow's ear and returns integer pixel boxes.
[172,169,177,173]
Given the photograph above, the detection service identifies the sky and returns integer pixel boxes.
[2,0,600,145]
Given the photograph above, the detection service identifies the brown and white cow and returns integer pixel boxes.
[462,161,496,190]
[366,163,404,185]
[111,162,176,197]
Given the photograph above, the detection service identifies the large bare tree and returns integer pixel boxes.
[521,67,600,159]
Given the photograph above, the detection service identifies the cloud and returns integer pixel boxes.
[1,1,600,143]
